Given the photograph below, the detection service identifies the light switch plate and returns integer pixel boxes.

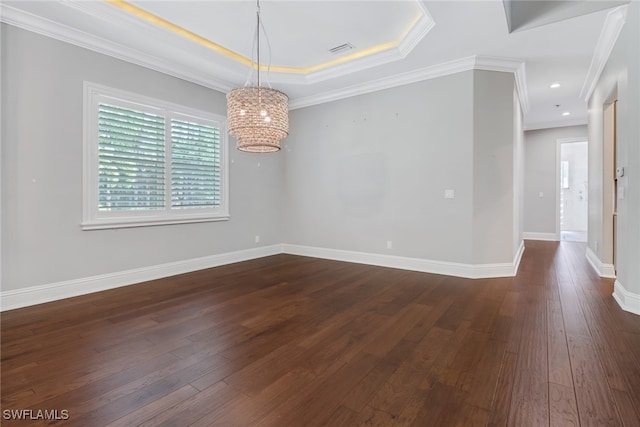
[444,189,455,199]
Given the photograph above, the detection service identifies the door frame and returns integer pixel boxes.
[556,137,589,240]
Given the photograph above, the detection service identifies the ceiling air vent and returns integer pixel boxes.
[329,43,355,54]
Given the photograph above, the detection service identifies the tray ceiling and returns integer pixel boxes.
[0,0,631,129]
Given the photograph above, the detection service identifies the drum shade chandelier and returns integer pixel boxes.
[227,0,289,153]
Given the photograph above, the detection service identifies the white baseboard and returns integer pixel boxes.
[282,241,525,280]
[0,245,282,312]
[523,232,559,241]
[585,246,617,278]
[613,280,640,316]
[1,241,527,311]
[513,240,526,275]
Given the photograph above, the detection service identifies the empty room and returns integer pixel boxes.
[1,0,639,426]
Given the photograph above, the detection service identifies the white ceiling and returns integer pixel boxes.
[1,0,630,129]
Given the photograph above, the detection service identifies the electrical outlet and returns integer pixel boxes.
[387,241,393,250]
[255,235,260,243]
[444,189,455,199]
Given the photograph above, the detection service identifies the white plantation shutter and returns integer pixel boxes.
[171,118,221,208]
[83,83,229,230]
[98,104,166,211]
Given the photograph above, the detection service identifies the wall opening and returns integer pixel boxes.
[557,139,588,242]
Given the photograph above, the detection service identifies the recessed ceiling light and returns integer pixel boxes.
[562,111,571,116]
[550,83,561,89]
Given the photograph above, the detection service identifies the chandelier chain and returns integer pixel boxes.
[256,0,260,87]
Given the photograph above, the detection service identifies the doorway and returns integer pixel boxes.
[558,140,588,242]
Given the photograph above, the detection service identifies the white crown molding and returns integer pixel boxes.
[524,117,588,131]
[580,5,628,102]
[289,56,529,110]
[0,2,234,94]
[523,232,559,241]
[289,55,528,111]
[398,1,436,57]
[0,245,282,311]
[474,56,530,113]
[289,55,475,109]
[613,280,640,316]
[282,242,525,280]
[585,246,617,279]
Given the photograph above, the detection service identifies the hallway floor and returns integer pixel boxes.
[561,230,588,242]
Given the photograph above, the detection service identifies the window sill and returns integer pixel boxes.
[81,214,230,230]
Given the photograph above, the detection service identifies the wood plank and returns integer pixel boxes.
[363,303,433,358]
[547,296,574,388]
[320,405,358,427]
[549,383,580,427]
[194,367,315,427]
[610,389,640,427]
[568,334,622,426]
[255,351,379,427]
[350,341,431,425]
[486,350,518,427]
[407,381,469,427]
[104,385,199,427]
[507,281,549,427]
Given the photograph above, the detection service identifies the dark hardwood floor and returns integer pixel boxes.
[2,241,640,426]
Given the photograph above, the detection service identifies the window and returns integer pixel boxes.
[83,82,229,229]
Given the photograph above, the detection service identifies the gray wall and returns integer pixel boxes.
[284,70,519,266]
[472,71,518,264]
[1,24,526,295]
[523,125,588,235]
[513,86,525,254]
[284,72,475,264]
[588,1,640,297]
[1,24,284,291]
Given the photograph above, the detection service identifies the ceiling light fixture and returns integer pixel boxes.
[550,83,561,89]
[562,111,571,116]
[227,0,289,153]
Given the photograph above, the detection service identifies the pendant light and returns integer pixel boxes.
[227,0,289,153]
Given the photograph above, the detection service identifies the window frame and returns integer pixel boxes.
[82,82,229,230]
